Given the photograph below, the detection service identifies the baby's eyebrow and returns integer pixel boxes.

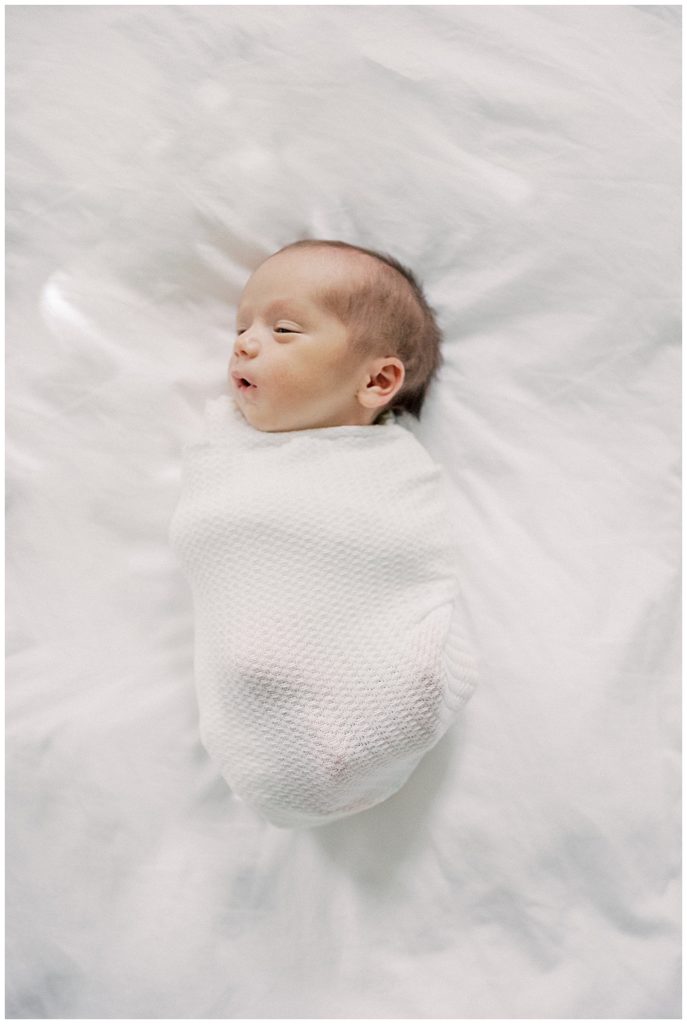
[236,299,307,321]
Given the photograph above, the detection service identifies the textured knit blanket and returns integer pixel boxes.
[169,395,479,828]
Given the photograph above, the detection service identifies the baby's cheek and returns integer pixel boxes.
[272,368,321,414]
[264,360,293,394]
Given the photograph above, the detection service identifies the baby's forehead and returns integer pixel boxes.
[238,257,361,315]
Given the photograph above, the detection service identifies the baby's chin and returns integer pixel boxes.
[233,394,363,432]
[233,396,290,432]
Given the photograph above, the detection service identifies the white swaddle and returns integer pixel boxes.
[168,395,480,828]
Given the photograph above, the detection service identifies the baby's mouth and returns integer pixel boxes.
[232,371,258,392]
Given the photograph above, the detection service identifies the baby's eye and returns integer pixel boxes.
[275,327,298,334]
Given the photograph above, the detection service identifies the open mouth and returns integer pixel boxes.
[232,372,258,392]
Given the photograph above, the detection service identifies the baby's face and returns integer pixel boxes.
[228,249,377,432]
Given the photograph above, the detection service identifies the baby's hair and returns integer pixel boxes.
[271,238,444,421]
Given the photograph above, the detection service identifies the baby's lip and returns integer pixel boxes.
[231,368,258,388]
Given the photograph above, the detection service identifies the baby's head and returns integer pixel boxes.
[228,239,443,432]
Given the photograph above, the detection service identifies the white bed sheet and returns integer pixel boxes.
[6,5,681,1019]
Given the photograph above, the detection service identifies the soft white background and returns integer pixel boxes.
[6,4,680,1019]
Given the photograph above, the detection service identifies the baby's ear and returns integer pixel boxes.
[373,356,405,397]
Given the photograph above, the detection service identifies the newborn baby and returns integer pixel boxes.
[169,240,480,828]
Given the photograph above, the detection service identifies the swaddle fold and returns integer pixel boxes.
[169,395,479,827]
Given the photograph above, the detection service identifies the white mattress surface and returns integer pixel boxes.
[6,5,680,1018]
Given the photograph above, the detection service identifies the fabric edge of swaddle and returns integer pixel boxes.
[437,480,483,715]
[196,393,401,445]
[441,592,482,712]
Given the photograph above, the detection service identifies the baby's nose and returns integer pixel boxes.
[234,333,257,357]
